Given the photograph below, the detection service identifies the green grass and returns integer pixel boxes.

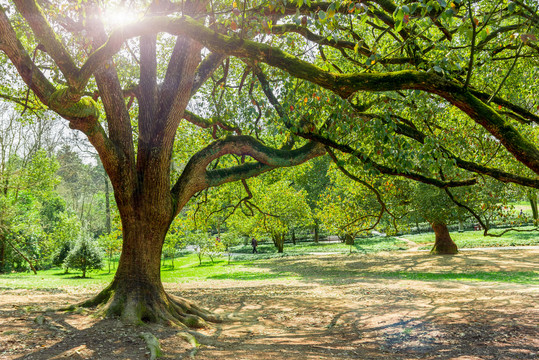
[404,227,539,248]
[230,236,408,256]
[0,269,114,292]
[1,235,537,292]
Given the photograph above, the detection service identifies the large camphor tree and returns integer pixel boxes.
[1,0,539,324]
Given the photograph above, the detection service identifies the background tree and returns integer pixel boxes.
[294,157,331,243]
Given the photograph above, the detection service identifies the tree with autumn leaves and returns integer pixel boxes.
[1,0,539,327]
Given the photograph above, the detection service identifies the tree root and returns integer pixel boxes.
[61,281,221,328]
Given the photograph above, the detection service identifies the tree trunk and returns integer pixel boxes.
[78,209,219,327]
[528,192,538,224]
[291,228,296,245]
[344,233,354,245]
[314,223,319,243]
[273,234,284,253]
[430,222,458,255]
[0,237,5,273]
[104,171,111,234]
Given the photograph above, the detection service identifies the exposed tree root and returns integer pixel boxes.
[63,280,221,328]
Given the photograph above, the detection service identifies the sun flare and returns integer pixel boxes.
[101,6,140,28]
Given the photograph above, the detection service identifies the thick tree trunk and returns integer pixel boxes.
[430,222,458,255]
[79,209,219,327]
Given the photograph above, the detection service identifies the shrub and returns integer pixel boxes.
[64,236,104,278]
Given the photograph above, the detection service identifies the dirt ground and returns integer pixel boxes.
[1,249,538,360]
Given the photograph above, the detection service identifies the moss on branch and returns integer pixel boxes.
[49,87,100,119]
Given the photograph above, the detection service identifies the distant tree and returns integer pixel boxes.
[294,157,331,242]
[98,228,122,273]
[219,232,243,264]
[226,175,312,253]
[51,241,72,273]
[64,236,104,278]
[48,212,82,272]
[185,231,223,265]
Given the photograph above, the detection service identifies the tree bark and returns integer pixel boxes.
[528,191,538,225]
[272,233,285,253]
[314,223,319,243]
[104,170,111,234]
[0,237,5,273]
[344,233,355,245]
[430,222,458,255]
[80,208,218,327]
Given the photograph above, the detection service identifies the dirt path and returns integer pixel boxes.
[1,249,538,360]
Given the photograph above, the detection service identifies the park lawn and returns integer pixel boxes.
[0,253,299,293]
[1,248,538,294]
[404,227,539,248]
[229,236,408,255]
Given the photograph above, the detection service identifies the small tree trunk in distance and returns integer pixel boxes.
[0,238,5,273]
[314,223,319,243]
[430,222,458,255]
[104,171,111,234]
[528,192,538,225]
[273,234,284,253]
[108,249,112,274]
[291,228,296,245]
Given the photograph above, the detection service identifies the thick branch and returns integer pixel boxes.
[171,136,325,214]
[13,0,80,90]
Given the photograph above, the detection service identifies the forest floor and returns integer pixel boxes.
[1,248,538,360]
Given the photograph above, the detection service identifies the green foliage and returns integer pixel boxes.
[51,241,72,270]
[185,231,225,265]
[64,236,104,278]
[225,173,313,252]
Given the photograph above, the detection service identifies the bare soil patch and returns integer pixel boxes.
[1,249,538,360]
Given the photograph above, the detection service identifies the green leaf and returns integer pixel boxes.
[394,19,403,33]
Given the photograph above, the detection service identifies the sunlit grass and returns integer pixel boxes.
[1,235,537,291]
[229,236,408,256]
[405,227,539,248]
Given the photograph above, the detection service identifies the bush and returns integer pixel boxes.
[64,236,104,278]
[51,241,72,273]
